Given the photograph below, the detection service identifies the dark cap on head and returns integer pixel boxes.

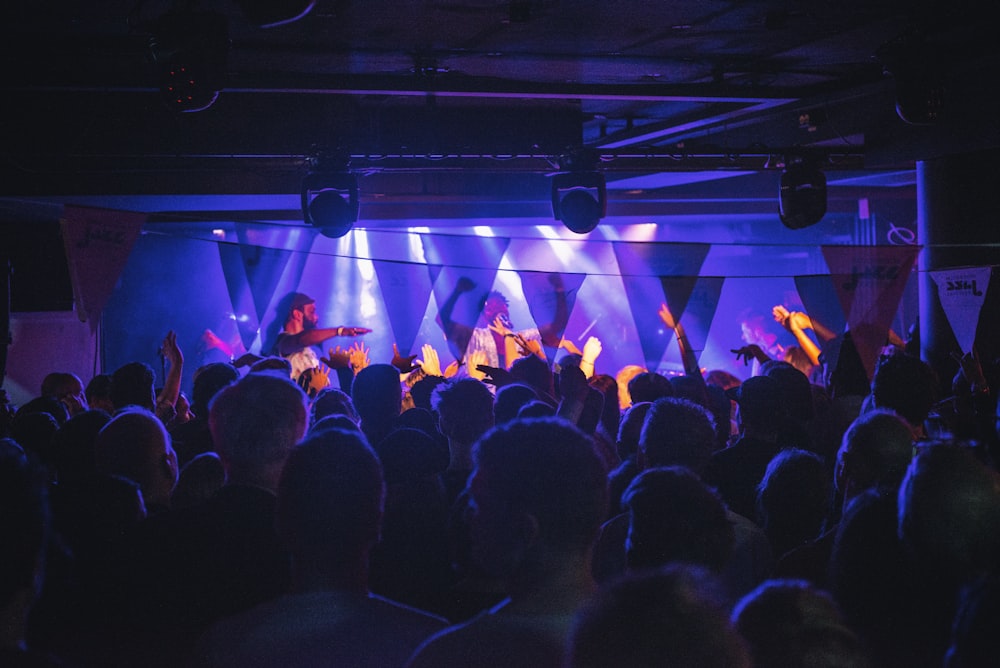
[725,375,782,424]
[289,292,315,312]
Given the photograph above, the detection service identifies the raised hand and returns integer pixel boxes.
[443,359,461,378]
[456,276,476,293]
[731,344,767,365]
[467,350,488,381]
[339,326,372,337]
[161,330,183,368]
[772,304,791,328]
[391,343,419,373]
[321,346,351,369]
[582,336,603,364]
[418,343,443,377]
[558,338,583,356]
[348,342,371,374]
[657,302,677,329]
[308,364,331,394]
[514,334,542,358]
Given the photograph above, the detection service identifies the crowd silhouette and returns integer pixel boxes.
[2,299,999,668]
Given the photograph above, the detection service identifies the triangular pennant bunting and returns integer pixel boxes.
[373,259,439,356]
[60,205,146,328]
[518,271,586,363]
[793,274,847,338]
[822,245,920,380]
[930,266,992,353]
[662,276,725,370]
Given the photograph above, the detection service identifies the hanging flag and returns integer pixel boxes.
[423,234,511,361]
[931,265,992,354]
[822,245,920,381]
[518,270,586,363]
[793,274,847,338]
[373,258,440,357]
[60,205,145,328]
[662,276,725,370]
[613,243,711,371]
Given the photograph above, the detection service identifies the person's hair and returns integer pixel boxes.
[705,368,741,391]
[628,372,674,404]
[276,428,384,564]
[208,371,308,481]
[568,565,749,668]
[351,364,403,422]
[639,397,717,474]
[669,375,709,409]
[494,383,538,425]
[756,449,832,555]
[509,353,554,397]
[94,406,173,499]
[837,408,914,494]
[623,466,734,573]
[191,363,239,416]
[432,378,495,445]
[249,356,293,375]
[51,408,111,483]
[85,373,114,406]
[311,387,359,425]
[733,579,872,668]
[409,374,449,413]
[762,361,815,423]
[40,372,83,400]
[616,401,652,461]
[111,361,156,410]
[589,374,620,439]
[871,352,939,428]
[171,451,226,510]
[897,441,1000,584]
[473,417,608,552]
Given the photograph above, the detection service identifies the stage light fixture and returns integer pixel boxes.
[149,11,229,113]
[779,157,827,230]
[551,171,607,234]
[302,171,360,239]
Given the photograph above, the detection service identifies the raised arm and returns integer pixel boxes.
[156,330,183,419]
[295,325,371,349]
[659,303,704,380]
[773,305,822,367]
[435,277,476,355]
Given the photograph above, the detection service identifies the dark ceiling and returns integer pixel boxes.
[2,0,997,229]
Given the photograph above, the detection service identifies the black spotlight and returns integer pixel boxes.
[149,11,229,113]
[779,157,827,230]
[551,171,607,234]
[302,171,360,239]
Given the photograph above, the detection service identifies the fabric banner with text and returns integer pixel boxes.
[822,245,920,381]
[930,265,993,354]
[60,205,146,328]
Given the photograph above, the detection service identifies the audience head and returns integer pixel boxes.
[94,406,178,510]
[638,397,717,475]
[51,408,111,483]
[432,378,494,446]
[85,373,115,414]
[40,371,88,416]
[822,332,870,399]
[249,356,293,376]
[494,383,538,425]
[191,362,239,417]
[208,370,308,491]
[9,405,62,472]
[835,408,914,501]
[725,374,783,435]
[111,361,157,411]
[615,364,647,410]
[946,575,1000,668]
[897,441,1000,586]
[276,428,384,574]
[668,374,709,409]
[871,352,939,432]
[589,374,620,436]
[171,451,226,510]
[627,371,674,405]
[568,565,749,668]
[623,466,734,573]
[509,353,555,399]
[733,579,871,668]
[351,363,403,423]
[762,361,815,423]
[616,401,651,461]
[311,387,359,426]
[517,399,556,419]
[705,368,741,391]
[408,374,448,413]
[756,449,831,555]
[468,417,607,582]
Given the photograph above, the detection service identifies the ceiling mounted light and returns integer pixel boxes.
[302,162,360,239]
[149,11,229,113]
[551,151,606,234]
[779,156,827,230]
